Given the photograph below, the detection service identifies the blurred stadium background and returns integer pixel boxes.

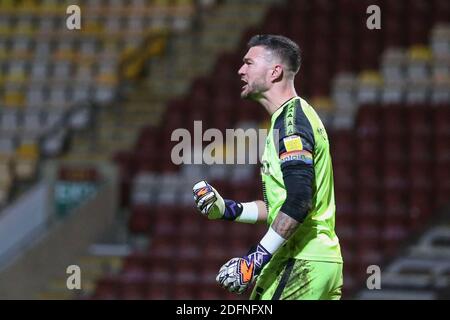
[0,0,449,300]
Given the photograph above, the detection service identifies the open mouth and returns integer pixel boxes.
[241,79,248,90]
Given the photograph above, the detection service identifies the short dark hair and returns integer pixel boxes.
[247,34,301,75]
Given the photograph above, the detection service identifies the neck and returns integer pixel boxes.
[256,81,298,115]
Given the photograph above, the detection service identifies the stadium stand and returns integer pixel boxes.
[330,22,450,295]
[107,0,449,299]
[97,0,449,299]
[0,0,448,300]
[0,0,171,208]
[356,221,450,299]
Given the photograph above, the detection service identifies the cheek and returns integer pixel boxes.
[252,68,268,81]
[253,70,269,86]
[249,68,264,82]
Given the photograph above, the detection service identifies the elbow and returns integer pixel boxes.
[280,194,312,223]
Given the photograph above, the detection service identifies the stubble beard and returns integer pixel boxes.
[241,78,268,101]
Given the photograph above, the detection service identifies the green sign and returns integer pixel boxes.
[54,181,98,217]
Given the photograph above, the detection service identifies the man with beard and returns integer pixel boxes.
[193,35,343,300]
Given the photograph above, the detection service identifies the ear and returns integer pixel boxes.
[270,65,283,82]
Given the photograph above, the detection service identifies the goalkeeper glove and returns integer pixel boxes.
[216,243,272,294]
[193,180,243,220]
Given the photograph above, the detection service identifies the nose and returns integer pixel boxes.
[238,64,246,76]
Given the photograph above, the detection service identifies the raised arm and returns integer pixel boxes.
[193,181,268,224]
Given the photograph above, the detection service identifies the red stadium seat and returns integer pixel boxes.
[120,276,147,300]
[335,189,355,220]
[434,0,450,22]
[204,220,228,238]
[356,104,381,138]
[382,192,408,224]
[177,214,203,237]
[189,77,211,109]
[384,17,405,47]
[202,239,230,261]
[112,151,136,208]
[145,283,170,300]
[128,205,153,234]
[171,283,196,300]
[175,236,202,260]
[381,105,406,138]
[357,37,382,70]
[384,0,406,19]
[93,276,121,300]
[147,257,172,286]
[197,284,224,300]
[434,135,450,163]
[382,134,408,163]
[355,189,381,220]
[310,16,333,40]
[382,162,408,192]
[354,217,381,248]
[122,252,151,274]
[336,218,355,252]
[149,236,176,259]
[356,163,381,190]
[334,163,355,190]
[355,247,383,270]
[433,105,450,136]
[173,260,200,285]
[409,162,433,193]
[134,151,159,173]
[313,0,336,14]
[261,7,287,35]
[408,190,433,232]
[407,0,432,45]
[330,130,354,163]
[342,273,357,298]
[409,135,433,164]
[151,211,178,237]
[335,38,355,72]
[434,163,450,208]
[135,126,160,150]
[406,105,432,138]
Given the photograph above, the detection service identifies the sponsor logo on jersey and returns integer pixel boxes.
[280,150,313,165]
[283,135,303,152]
[285,102,297,136]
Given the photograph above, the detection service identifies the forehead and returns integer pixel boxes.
[244,46,270,61]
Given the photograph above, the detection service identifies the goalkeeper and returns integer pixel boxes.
[193,35,343,300]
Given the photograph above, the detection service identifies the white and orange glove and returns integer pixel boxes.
[216,244,272,294]
[193,180,246,221]
[192,180,225,220]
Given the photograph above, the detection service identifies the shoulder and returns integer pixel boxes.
[273,97,315,145]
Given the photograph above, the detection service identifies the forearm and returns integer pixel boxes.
[254,200,268,223]
[216,206,302,293]
[258,210,300,256]
[253,206,305,261]
[223,199,267,224]
[239,210,296,275]
[270,210,300,239]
